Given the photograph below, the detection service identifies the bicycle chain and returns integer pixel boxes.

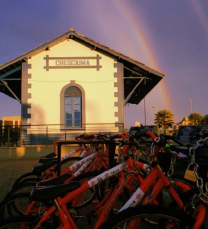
[167,156,176,177]
[186,138,208,199]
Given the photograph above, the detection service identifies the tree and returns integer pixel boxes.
[188,112,203,125]
[201,114,208,125]
[154,109,174,129]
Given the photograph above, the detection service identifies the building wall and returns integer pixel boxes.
[2,116,21,127]
[0,145,78,159]
[21,39,124,141]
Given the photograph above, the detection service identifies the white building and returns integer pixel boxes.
[0,29,165,145]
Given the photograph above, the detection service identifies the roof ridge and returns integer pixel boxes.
[0,28,165,77]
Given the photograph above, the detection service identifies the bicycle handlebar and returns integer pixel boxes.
[109,134,128,140]
[130,131,158,142]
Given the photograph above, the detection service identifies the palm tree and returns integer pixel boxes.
[188,112,203,125]
[154,109,174,129]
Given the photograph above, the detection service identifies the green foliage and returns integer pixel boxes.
[188,112,203,125]
[154,109,174,129]
[201,114,208,125]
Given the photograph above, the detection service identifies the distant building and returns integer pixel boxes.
[135,121,141,127]
[1,116,21,128]
[174,117,190,132]
[178,117,190,126]
[0,116,21,147]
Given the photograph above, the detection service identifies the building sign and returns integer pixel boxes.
[44,54,102,71]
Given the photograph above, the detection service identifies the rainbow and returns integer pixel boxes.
[112,1,174,112]
[189,1,208,40]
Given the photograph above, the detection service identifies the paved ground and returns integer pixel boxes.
[0,160,39,202]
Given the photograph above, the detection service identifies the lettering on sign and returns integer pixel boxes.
[44,55,102,71]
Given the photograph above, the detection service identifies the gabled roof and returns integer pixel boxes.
[0,28,165,104]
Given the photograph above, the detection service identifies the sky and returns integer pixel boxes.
[0,0,208,128]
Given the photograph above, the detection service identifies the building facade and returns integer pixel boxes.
[0,29,165,145]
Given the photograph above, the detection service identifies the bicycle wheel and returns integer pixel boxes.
[0,192,51,221]
[3,183,37,200]
[72,171,102,209]
[18,177,39,186]
[99,205,194,229]
[161,175,197,207]
[170,174,196,189]
[60,156,82,173]
[0,215,54,229]
[0,192,31,219]
[11,172,39,189]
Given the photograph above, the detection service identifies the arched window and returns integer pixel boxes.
[64,86,81,127]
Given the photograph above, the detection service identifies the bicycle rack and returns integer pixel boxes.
[56,140,116,176]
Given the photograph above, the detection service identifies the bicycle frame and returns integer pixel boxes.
[30,162,127,229]
[118,162,185,212]
[39,148,108,185]
[26,153,150,229]
[92,159,146,227]
[118,162,207,229]
[22,151,110,219]
[16,132,208,228]
[61,146,87,161]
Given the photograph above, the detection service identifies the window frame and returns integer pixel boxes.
[60,81,85,130]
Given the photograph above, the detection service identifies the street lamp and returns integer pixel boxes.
[188,98,192,114]
[152,106,155,124]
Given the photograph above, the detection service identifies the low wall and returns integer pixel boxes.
[0,145,79,160]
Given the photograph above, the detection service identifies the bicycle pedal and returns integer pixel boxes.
[86,214,92,225]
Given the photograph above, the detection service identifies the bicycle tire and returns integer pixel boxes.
[11,172,39,189]
[0,215,55,229]
[60,156,82,173]
[3,182,37,200]
[163,175,197,207]
[170,174,196,188]
[99,205,194,229]
[0,192,51,221]
[72,171,102,209]
[149,174,197,208]
[0,192,31,219]
[18,177,39,186]
[11,157,81,189]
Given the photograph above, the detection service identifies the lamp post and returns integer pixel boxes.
[152,106,155,124]
[188,98,192,114]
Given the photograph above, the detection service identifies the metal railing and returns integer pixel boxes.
[0,126,21,147]
[0,123,124,147]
